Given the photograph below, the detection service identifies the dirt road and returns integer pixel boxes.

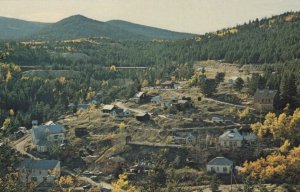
[13,134,37,159]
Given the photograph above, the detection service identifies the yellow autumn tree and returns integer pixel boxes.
[142,79,149,87]
[119,122,126,132]
[57,175,74,188]
[112,173,135,192]
[58,76,66,85]
[251,108,300,142]
[237,107,250,120]
[240,145,300,182]
[2,118,11,129]
[9,109,14,116]
[86,91,96,101]
[110,65,117,72]
[279,140,291,153]
[6,70,12,82]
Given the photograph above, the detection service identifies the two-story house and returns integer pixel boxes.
[219,128,243,148]
[219,128,257,149]
[253,89,279,111]
[31,124,65,152]
[19,159,61,185]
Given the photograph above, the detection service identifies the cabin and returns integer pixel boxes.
[19,159,61,185]
[207,157,233,174]
[219,129,243,148]
[102,105,117,113]
[253,89,279,111]
[136,113,150,121]
[31,124,65,152]
[132,92,151,104]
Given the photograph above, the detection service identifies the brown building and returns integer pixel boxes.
[136,113,150,121]
[253,89,279,112]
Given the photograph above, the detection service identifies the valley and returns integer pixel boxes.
[0,10,300,192]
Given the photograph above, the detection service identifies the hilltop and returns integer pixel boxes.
[0,14,197,41]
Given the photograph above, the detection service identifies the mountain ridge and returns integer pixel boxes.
[0,15,198,41]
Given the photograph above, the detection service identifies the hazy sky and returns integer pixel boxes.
[1,0,300,34]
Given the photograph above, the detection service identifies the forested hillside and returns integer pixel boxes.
[0,16,49,40]
[197,11,300,64]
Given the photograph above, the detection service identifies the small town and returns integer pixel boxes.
[1,1,300,192]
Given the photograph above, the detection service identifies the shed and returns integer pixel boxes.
[136,113,150,121]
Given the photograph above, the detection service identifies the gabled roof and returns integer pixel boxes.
[20,159,60,170]
[103,105,115,111]
[177,100,188,104]
[254,89,278,99]
[44,121,56,126]
[219,128,243,141]
[207,157,233,166]
[136,112,150,117]
[32,124,64,145]
[136,92,145,98]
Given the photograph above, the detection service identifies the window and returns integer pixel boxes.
[39,170,42,175]
[216,167,219,171]
[223,167,228,173]
[211,167,215,172]
[54,135,59,139]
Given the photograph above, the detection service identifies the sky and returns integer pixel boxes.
[1,0,300,34]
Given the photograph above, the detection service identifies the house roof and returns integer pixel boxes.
[136,112,150,117]
[254,89,278,99]
[177,100,188,104]
[20,159,60,170]
[207,157,233,166]
[219,128,243,141]
[44,121,56,126]
[136,92,145,98]
[103,105,115,111]
[32,124,64,145]
[151,96,161,101]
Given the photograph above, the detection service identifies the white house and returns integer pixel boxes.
[206,157,233,174]
[31,124,65,152]
[219,128,243,148]
[219,129,258,148]
[19,159,61,185]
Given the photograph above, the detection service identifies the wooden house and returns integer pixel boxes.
[253,89,279,111]
[136,113,150,121]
